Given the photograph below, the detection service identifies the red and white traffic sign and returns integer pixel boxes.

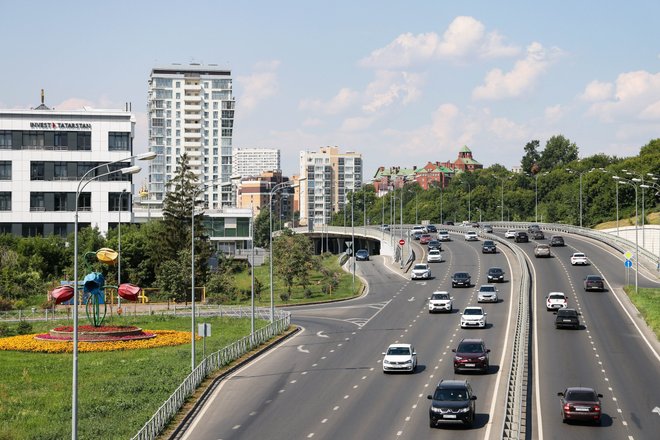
[399,239,405,246]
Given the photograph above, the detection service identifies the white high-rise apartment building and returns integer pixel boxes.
[232,148,280,178]
[147,64,235,209]
[0,97,136,236]
[299,146,362,226]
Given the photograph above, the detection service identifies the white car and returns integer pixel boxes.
[410,225,426,236]
[437,230,450,241]
[546,292,568,310]
[477,285,499,303]
[382,343,417,373]
[464,231,479,241]
[504,230,517,239]
[461,307,487,328]
[570,252,589,265]
[428,291,452,313]
[427,249,443,263]
[411,263,432,280]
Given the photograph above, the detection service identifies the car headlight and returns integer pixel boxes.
[458,406,470,413]
[431,406,442,413]
[455,356,464,361]
[477,356,486,360]
[383,360,391,365]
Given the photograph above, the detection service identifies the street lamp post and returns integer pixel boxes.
[72,152,154,439]
[466,182,471,222]
[399,186,403,269]
[351,190,355,287]
[626,171,646,248]
[117,189,127,309]
[614,176,639,293]
[269,178,305,322]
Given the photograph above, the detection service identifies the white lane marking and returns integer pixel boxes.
[249,411,256,416]
[530,248,545,440]
[290,380,297,384]
[316,331,329,338]
[297,345,310,353]
[321,418,328,423]
[653,406,660,416]
[232,425,240,430]
[307,433,314,438]
[333,406,339,411]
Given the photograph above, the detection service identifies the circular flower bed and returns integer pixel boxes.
[40,325,151,342]
[0,330,194,353]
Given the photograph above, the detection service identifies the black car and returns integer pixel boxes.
[514,231,529,243]
[427,240,442,251]
[453,338,490,373]
[428,379,477,427]
[584,275,604,291]
[413,231,423,240]
[530,229,545,240]
[549,235,565,246]
[481,240,497,253]
[558,387,603,424]
[426,224,438,233]
[444,221,455,226]
[487,267,505,282]
[555,308,580,329]
[452,272,472,288]
[355,249,369,261]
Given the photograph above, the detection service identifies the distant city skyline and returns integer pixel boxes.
[2,0,659,186]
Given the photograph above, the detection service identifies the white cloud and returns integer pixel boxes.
[302,117,323,127]
[472,42,562,100]
[544,104,564,123]
[580,80,613,101]
[299,87,358,115]
[340,116,375,132]
[489,117,528,140]
[236,61,281,112]
[360,16,519,68]
[586,70,660,122]
[362,71,424,113]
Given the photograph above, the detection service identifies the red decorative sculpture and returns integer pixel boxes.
[118,283,141,302]
[51,285,74,305]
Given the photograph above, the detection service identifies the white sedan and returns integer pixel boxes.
[460,307,488,328]
[464,231,479,241]
[504,230,517,239]
[382,343,417,373]
[427,249,443,263]
[546,292,568,310]
[570,252,589,265]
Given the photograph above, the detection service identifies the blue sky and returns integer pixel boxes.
[2,1,660,184]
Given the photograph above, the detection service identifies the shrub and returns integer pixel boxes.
[16,320,33,335]
[0,298,12,311]
[0,323,16,337]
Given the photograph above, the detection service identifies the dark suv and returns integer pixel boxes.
[555,308,580,329]
[452,272,472,288]
[550,235,565,246]
[584,275,604,291]
[481,240,497,253]
[514,231,529,243]
[453,338,490,373]
[428,379,477,427]
[426,224,438,233]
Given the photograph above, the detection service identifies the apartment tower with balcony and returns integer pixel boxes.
[147,64,235,209]
[299,146,362,226]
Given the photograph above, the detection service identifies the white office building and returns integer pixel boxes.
[232,148,280,178]
[0,98,136,236]
[146,64,235,209]
[299,146,362,226]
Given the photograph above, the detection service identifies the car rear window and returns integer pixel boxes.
[566,391,597,401]
[387,347,411,356]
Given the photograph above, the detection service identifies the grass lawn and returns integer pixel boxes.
[594,211,659,230]
[0,314,266,440]
[624,286,660,339]
[232,253,363,305]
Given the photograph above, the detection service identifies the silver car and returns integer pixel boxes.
[477,285,499,303]
[411,263,432,280]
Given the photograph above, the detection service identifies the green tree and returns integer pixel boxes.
[253,207,271,248]
[272,230,314,300]
[521,140,541,174]
[539,135,579,170]
[155,249,191,303]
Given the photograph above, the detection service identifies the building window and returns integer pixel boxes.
[54,162,68,180]
[54,193,70,211]
[0,131,12,148]
[77,132,91,150]
[23,224,44,237]
[77,193,91,211]
[108,192,130,211]
[23,131,45,147]
[30,193,45,211]
[0,192,10,211]
[0,162,11,180]
[53,223,68,237]
[54,132,69,148]
[77,162,94,179]
[108,132,131,151]
[31,162,45,180]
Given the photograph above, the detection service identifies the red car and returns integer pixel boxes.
[420,234,432,244]
[558,387,603,424]
[453,338,490,373]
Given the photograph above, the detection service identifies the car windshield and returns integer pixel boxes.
[464,308,482,315]
[387,347,410,356]
[484,241,494,245]
[454,273,468,278]
[457,342,484,353]
[489,268,502,274]
[566,390,597,401]
[434,388,469,401]
[414,264,427,270]
[431,293,449,300]
[479,286,496,292]
[429,250,440,255]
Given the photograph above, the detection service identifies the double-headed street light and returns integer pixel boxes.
[117,189,127,309]
[613,175,639,294]
[269,178,306,322]
[72,151,156,440]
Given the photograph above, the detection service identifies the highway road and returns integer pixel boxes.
[179,228,660,440]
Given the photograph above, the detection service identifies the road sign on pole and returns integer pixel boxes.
[399,239,405,246]
[624,259,633,268]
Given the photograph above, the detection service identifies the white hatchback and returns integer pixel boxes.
[546,292,568,310]
[504,230,517,239]
[570,252,589,265]
[382,343,417,373]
